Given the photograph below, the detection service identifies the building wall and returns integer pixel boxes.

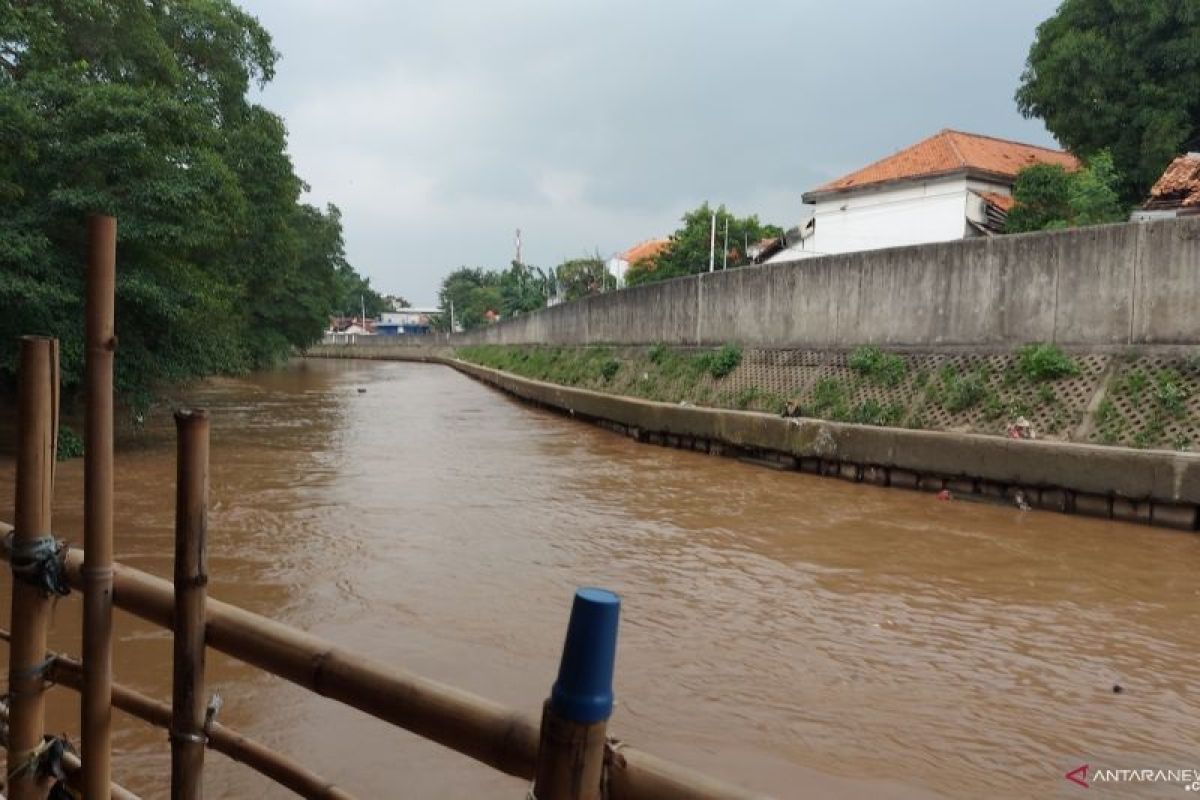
[809,176,971,255]
[448,217,1200,349]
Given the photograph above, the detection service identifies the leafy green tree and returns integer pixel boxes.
[626,203,781,286]
[0,0,375,406]
[1015,0,1200,201]
[553,257,614,301]
[499,261,549,317]
[1006,151,1127,232]
[435,268,503,331]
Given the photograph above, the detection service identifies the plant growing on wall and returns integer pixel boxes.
[1016,344,1080,382]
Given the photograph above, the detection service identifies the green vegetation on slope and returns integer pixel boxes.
[454,342,1198,450]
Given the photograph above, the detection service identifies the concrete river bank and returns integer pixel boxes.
[2,358,1198,798]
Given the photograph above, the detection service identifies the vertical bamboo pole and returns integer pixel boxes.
[82,213,117,800]
[7,337,59,800]
[533,588,620,800]
[170,409,209,800]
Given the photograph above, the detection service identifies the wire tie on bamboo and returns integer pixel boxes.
[7,655,55,685]
[6,733,74,785]
[204,691,223,733]
[168,728,207,746]
[3,532,71,597]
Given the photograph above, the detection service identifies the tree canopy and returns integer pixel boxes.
[1016,0,1200,201]
[626,203,781,286]
[554,257,614,302]
[1005,151,1127,233]
[434,262,552,331]
[0,0,382,407]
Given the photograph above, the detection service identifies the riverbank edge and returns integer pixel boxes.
[306,345,1200,532]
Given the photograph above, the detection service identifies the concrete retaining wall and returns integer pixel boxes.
[451,217,1200,349]
[305,345,1200,532]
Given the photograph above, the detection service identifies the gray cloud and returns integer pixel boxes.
[243,0,1060,304]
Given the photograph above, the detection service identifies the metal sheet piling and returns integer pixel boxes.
[170,409,210,800]
[83,213,117,800]
[6,337,59,800]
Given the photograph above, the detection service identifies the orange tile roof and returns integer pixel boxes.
[810,129,1080,195]
[621,238,670,265]
[978,190,1016,212]
[1146,153,1200,209]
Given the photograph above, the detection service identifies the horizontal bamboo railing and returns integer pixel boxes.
[0,700,138,800]
[0,522,765,800]
[38,644,353,800]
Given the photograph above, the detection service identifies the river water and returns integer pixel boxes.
[1,358,1198,799]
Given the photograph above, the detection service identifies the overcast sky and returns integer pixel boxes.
[241,0,1062,305]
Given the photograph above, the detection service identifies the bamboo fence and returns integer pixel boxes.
[1,213,768,800]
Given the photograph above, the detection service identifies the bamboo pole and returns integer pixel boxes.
[533,589,620,800]
[43,653,355,800]
[83,213,117,800]
[0,702,139,800]
[6,337,59,800]
[171,409,209,800]
[0,527,765,800]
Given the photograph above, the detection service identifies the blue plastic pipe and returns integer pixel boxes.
[550,588,621,724]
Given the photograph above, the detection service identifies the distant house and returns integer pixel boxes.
[1132,153,1200,221]
[375,308,440,336]
[769,129,1079,263]
[483,309,500,324]
[328,316,374,334]
[606,238,670,286]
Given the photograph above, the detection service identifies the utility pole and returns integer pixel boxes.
[450,298,456,333]
[708,210,716,273]
[722,216,729,270]
[515,228,522,266]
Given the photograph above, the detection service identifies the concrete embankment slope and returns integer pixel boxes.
[307,343,1200,532]
[455,217,1200,349]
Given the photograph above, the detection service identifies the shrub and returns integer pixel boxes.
[848,345,908,386]
[648,343,668,365]
[1016,343,1079,382]
[849,399,905,427]
[695,344,743,379]
[729,386,787,414]
[1155,370,1189,417]
[1123,369,1149,402]
[810,378,849,419]
[940,368,988,412]
[599,358,620,382]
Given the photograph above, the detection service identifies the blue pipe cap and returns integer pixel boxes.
[550,587,621,724]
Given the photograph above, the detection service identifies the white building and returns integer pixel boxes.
[769,129,1079,263]
[606,238,669,286]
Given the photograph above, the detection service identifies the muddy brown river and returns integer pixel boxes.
[1,358,1198,798]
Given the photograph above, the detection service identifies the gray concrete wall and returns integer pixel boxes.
[451,217,1200,348]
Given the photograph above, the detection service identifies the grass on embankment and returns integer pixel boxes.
[454,343,1200,451]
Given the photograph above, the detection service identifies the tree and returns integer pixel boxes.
[626,203,781,287]
[1006,151,1127,233]
[1015,0,1200,201]
[0,1,376,406]
[435,267,503,331]
[499,261,549,317]
[553,257,614,302]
